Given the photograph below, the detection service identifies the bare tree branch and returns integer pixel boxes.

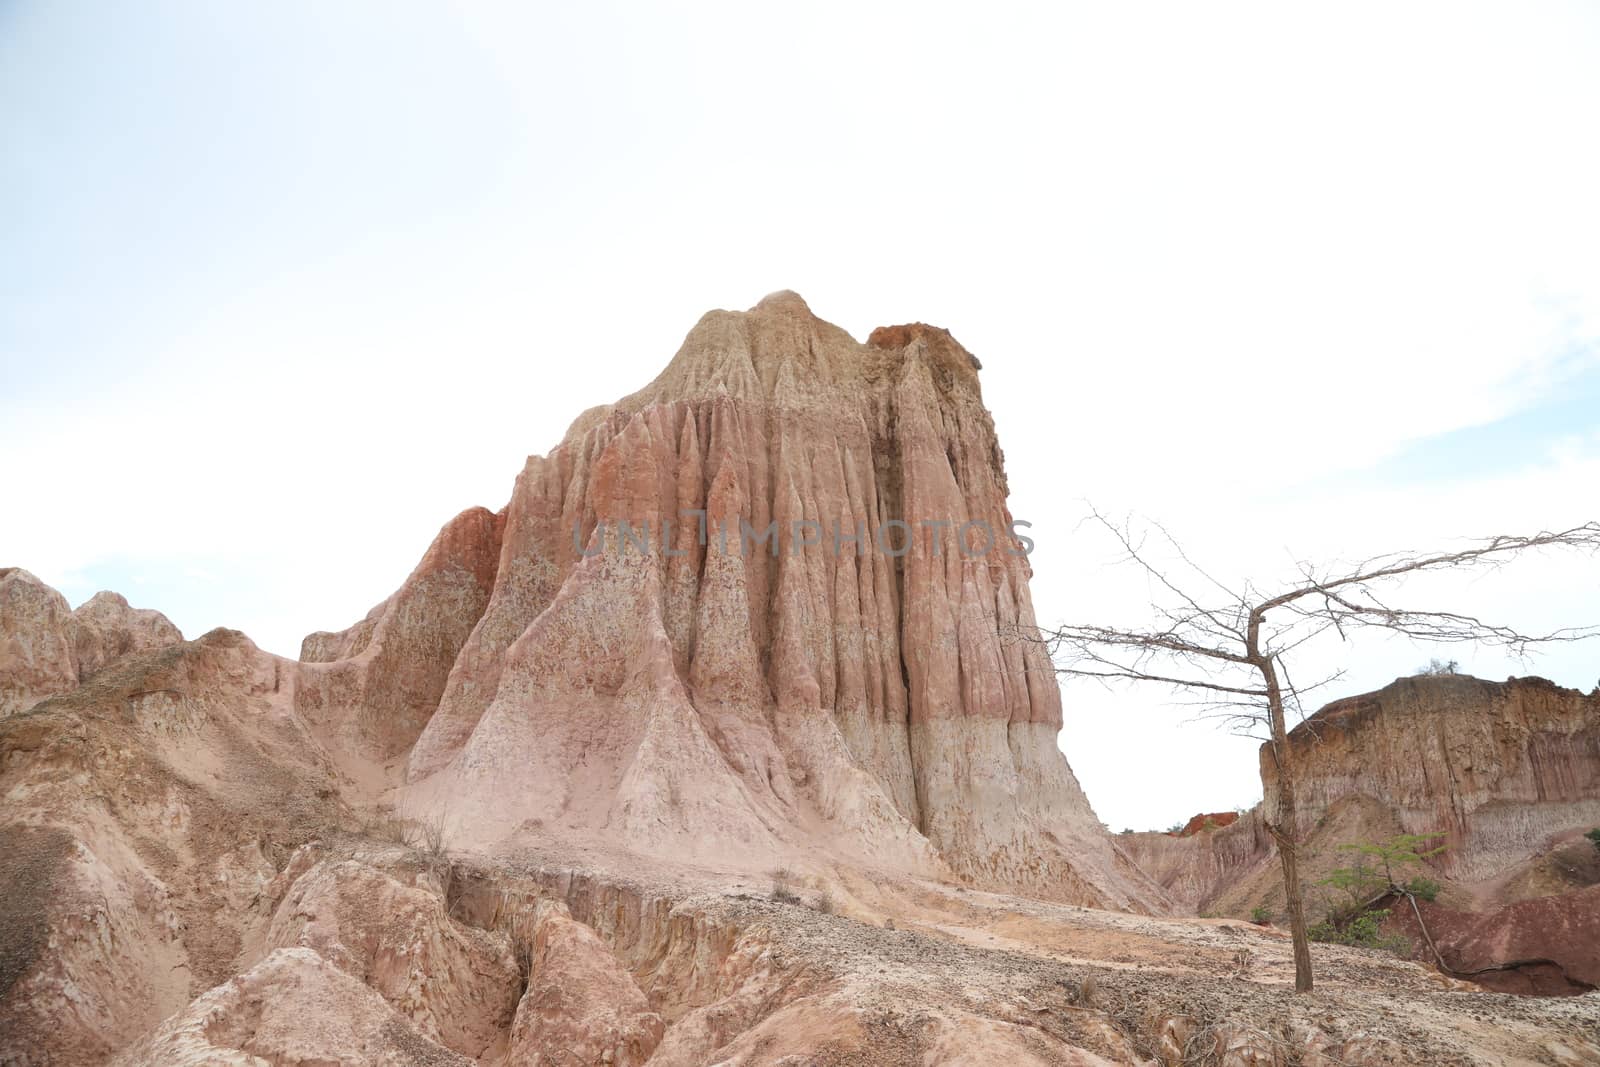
[1032,511,1600,994]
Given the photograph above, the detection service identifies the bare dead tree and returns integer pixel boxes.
[1032,510,1600,993]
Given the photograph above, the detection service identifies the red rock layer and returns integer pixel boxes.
[1388,885,1600,995]
[1171,811,1241,837]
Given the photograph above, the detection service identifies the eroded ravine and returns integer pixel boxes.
[115,827,1597,1066]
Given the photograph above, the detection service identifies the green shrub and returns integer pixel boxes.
[1320,833,1447,911]
[1312,834,1449,960]
[1404,876,1440,902]
[1250,904,1272,923]
[1587,828,1600,854]
[1342,908,1387,946]
[1308,908,1408,954]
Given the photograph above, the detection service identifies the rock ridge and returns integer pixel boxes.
[1,568,184,717]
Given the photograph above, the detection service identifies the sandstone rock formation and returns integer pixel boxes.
[1119,810,1273,914]
[0,567,78,716]
[67,590,184,680]
[382,292,1159,910]
[0,567,183,717]
[1266,674,1600,882]
[1123,673,1600,993]
[1389,883,1600,995]
[1129,674,1600,910]
[1171,811,1240,837]
[506,900,665,1067]
[0,626,339,1062]
[5,296,1600,1065]
[112,947,474,1067]
[262,857,522,1057]
[296,505,502,764]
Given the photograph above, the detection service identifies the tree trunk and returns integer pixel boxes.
[1263,659,1313,992]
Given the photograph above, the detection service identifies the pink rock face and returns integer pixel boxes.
[295,506,503,759]
[67,590,184,680]
[1119,811,1273,914]
[111,948,473,1067]
[374,292,1160,909]
[263,859,522,1058]
[507,901,665,1067]
[0,568,79,716]
[0,569,184,717]
[0,626,343,1065]
[1126,674,1600,917]
[1389,885,1600,995]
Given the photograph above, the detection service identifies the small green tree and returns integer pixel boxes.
[1338,833,1448,893]
[1312,833,1446,952]
[1587,828,1600,854]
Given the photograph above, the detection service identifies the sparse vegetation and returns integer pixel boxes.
[414,817,463,915]
[413,814,448,861]
[815,889,835,915]
[351,812,460,914]
[1417,657,1460,675]
[1338,833,1447,889]
[1250,904,1272,923]
[769,867,800,905]
[359,810,412,845]
[1404,876,1441,902]
[1587,827,1600,854]
[1308,907,1409,954]
[1311,833,1445,956]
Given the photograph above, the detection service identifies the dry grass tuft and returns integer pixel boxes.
[769,867,800,905]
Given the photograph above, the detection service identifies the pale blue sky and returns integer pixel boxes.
[3,2,1598,830]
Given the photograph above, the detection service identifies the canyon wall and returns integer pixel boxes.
[1118,811,1272,913]
[1264,674,1600,882]
[1126,674,1600,920]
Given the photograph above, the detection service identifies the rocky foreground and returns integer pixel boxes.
[2,294,1598,1065]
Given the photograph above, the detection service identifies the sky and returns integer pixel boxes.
[3,1,1598,832]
